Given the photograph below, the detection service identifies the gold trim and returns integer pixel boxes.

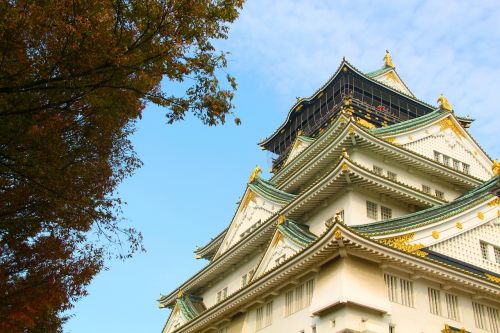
[334,230,342,240]
[487,198,500,206]
[341,162,349,172]
[348,126,355,135]
[379,233,427,257]
[485,274,500,284]
[438,117,463,138]
[277,215,285,225]
[456,222,462,229]
[432,230,439,239]
[477,211,484,220]
[241,191,256,211]
[356,117,376,129]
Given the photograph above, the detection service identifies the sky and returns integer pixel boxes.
[64,1,500,332]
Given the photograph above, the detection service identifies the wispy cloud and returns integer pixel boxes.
[224,0,500,156]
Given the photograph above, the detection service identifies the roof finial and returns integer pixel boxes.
[437,94,453,112]
[248,165,262,183]
[384,50,394,68]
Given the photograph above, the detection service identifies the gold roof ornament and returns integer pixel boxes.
[177,290,184,298]
[277,215,286,225]
[437,94,453,112]
[492,159,500,176]
[248,165,262,183]
[383,50,394,68]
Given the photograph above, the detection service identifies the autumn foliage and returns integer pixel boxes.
[0,0,243,332]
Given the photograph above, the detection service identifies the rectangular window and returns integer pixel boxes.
[373,165,383,175]
[265,301,273,327]
[443,155,450,166]
[445,293,460,321]
[400,278,414,307]
[295,284,304,312]
[487,306,500,333]
[463,163,470,174]
[367,201,378,219]
[422,185,431,194]
[387,171,397,181]
[305,279,314,306]
[284,290,294,317]
[284,279,314,317]
[428,288,441,315]
[256,306,264,330]
[434,151,441,162]
[435,190,445,199]
[389,325,396,333]
[216,287,228,303]
[384,274,398,303]
[241,274,248,288]
[256,301,273,330]
[381,206,392,221]
[480,241,489,260]
[453,159,460,170]
[494,246,500,264]
[473,302,487,330]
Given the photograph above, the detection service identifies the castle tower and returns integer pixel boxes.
[159,53,500,333]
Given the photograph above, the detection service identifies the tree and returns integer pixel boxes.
[0,1,243,331]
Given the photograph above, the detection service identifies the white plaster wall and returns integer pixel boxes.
[207,257,500,333]
[350,148,464,201]
[399,124,492,181]
[201,254,262,309]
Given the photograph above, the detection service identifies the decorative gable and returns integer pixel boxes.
[163,294,206,333]
[252,218,316,280]
[214,176,296,258]
[283,135,315,166]
[370,68,414,97]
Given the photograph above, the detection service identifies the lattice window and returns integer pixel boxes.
[480,241,489,260]
[453,159,460,170]
[463,163,470,174]
[381,206,392,220]
[428,288,441,315]
[443,155,450,166]
[487,306,500,333]
[305,279,314,306]
[422,184,431,194]
[435,190,445,200]
[373,165,383,175]
[473,302,500,332]
[284,290,294,317]
[494,246,500,264]
[256,301,273,330]
[473,302,487,330]
[434,151,441,162]
[216,287,228,303]
[446,293,460,321]
[387,171,397,181]
[367,201,378,219]
[400,278,414,307]
[265,301,273,327]
[284,279,314,317]
[384,274,398,303]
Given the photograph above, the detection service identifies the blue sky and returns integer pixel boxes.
[64,1,500,332]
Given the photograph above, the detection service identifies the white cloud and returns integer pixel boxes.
[224,0,500,156]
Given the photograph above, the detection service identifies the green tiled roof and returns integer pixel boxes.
[249,177,296,204]
[353,175,499,236]
[365,65,392,78]
[278,219,317,247]
[370,108,446,135]
[176,294,206,321]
